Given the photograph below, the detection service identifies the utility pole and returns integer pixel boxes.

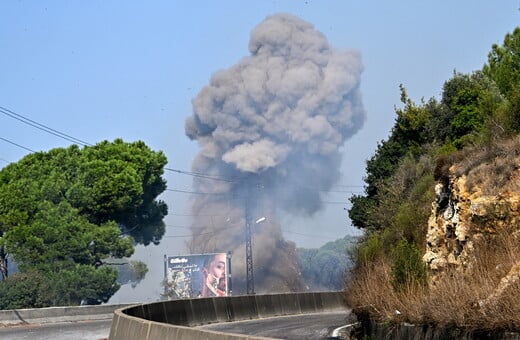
[244,180,265,295]
[245,201,255,295]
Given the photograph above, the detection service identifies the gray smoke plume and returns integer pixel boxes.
[185,13,365,293]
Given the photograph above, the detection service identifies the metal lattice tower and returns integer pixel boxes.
[245,205,255,295]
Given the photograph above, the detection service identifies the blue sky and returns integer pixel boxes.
[1,1,519,302]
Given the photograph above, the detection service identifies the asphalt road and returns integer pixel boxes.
[199,311,353,339]
[0,319,112,340]
[0,310,353,340]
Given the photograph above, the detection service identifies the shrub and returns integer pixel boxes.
[353,232,382,267]
[0,271,50,309]
[391,239,427,291]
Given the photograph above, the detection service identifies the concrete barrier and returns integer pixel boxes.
[230,295,257,322]
[255,294,280,318]
[295,292,317,314]
[109,311,151,340]
[0,303,134,326]
[109,291,348,340]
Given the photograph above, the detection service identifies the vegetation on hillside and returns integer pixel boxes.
[0,139,167,308]
[346,26,520,331]
[297,235,357,290]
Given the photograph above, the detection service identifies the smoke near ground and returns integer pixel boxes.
[185,13,365,293]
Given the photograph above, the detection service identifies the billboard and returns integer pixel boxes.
[164,252,229,299]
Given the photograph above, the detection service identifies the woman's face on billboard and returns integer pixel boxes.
[209,253,226,279]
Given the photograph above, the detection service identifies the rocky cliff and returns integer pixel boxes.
[424,137,520,302]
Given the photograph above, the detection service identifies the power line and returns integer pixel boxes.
[0,136,36,153]
[166,186,350,205]
[322,200,350,205]
[282,229,343,239]
[333,184,364,188]
[319,189,362,193]
[165,188,232,196]
[169,213,228,217]
[163,224,241,238]
[0,106,92,147]
[283,177,363,195]
[164,167,235,182]
[166,188,209,195]
[163,224,345,241]
[164,168,362,192]
[165,225,192,229]
[166,224,242,230]
[165,183,360,197]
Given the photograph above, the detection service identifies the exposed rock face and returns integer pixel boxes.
[424,141,520,300]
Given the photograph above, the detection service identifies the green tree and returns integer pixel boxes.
[483,27,520,98]
[482,27,520,134]
[434,71,502,148]
[351,154,434,263]
[45,265,120,305]
[0,265,122,308]
[0,139,167,306]
[349,86,434,231]
[3,201,132,271]
[297,236,356,290]
[501,85,520,133]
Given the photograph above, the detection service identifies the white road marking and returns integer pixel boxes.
[331,322,358,338]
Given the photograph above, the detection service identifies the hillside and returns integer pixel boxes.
[345,26,520,333]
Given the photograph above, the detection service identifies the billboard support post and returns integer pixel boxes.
[227,251,232,295]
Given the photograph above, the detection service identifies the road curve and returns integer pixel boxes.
[0,311,352,340]
[198,310,353,339]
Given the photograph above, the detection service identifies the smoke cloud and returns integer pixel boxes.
[185,13,365,293]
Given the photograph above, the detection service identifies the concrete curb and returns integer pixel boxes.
[0,303,134,326]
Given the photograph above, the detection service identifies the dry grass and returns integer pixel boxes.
[457,136,520,196]
[345,258,429,323]
[434,136,520,196]
[346,227,520,332]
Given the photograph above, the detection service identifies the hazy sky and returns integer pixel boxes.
[1,1,518,302]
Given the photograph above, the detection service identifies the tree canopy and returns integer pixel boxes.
[297,236,356,290]
[483,27,520,99]
[0,139,168,307]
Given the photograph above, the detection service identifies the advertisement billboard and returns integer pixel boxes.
[164,252,229,299]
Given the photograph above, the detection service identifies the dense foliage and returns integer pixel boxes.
[297,235,356,290]
[0,139,167,307]
[346,25,520,327]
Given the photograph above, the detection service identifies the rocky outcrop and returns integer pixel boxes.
[424,144,520,300]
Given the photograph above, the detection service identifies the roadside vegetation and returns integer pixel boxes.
[347,224,520,331]
[0,139,167,308]
[346,27,520,331]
